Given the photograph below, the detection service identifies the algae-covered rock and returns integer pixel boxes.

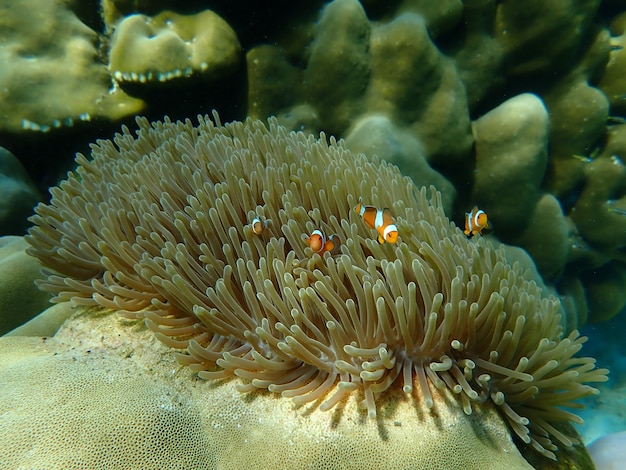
[247,45,302,121]
[543,80,609,200]
[345,114,456,211]
[453,0,505,110]
[109,10,241,85]
[0,147,41,235]
[472,93,549,235]
[598,12,626,115]
[511,193,569,281]
[0,237,51,335]
[542,25,611,200]
[495,0,601,77]
[368,12,473,163]
[580,261,626,323]
[0,0,144,135]
[303,0,371,135]
[394,0,464,37]
[557,276,589,331]
[0,309,534,470]
[570,125,626,256]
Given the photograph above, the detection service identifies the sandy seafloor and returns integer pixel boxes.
[577,308,626,447]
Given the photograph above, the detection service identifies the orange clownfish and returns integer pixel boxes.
[251,217,270,235]
[464,207,490,237]
[305,229,338,255]
[354,199,399,244]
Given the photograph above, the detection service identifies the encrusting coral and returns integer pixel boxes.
[0,307,534,470]
[0,237,50,335]
[26,113,607,461]
[109,10,241,85]
[0,0,145,134]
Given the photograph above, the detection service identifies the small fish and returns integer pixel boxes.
[251,217,270,235]
[464,207,490,237]
[607,200,626,216]
[608,206,626,216]
[305,229,338,255]
[572,147,601,162]
[354,199,398,244]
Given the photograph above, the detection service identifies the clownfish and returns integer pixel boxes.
[354,199,399,244]
[251,217,270,235]
[305,229,338,255]
[464,207,490,237]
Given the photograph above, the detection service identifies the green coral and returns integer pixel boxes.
[0,237,51,335]
[598,12,626,115]
[0,0,144,134]
[109,10,241,84]
[471,93,549,235]
[0,310,536,469]
[243,0,626,325]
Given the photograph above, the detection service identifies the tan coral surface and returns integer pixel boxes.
[0,0,144,133]
[0,308,533,470]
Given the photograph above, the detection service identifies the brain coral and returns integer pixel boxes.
[26,113,607,461]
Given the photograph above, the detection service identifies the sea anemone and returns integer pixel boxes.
[26,112,607,460]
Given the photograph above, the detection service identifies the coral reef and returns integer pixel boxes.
[242,0,626,324]
[2,0,626,465]
[109,10,241,85]
[0,237,51,335]
[0,147,41,235]
[25,114,607,464]
[0,309,535,470]
[0,0,145,135]
[3,1,626,330]
[0,0,241,138]
[598,12,626,115]
[471,93,549,236]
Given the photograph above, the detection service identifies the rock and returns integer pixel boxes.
[0,309,534,470]
[109,10,241,85]
[345,114,456,211]
[0,147,41,235]
[588,431,626,470]
[0,0,144,135]
[472,93,549,235]
[0,236,51,335]
[598,13,626,115]
[303,0,371,135]
[512,193,569,281]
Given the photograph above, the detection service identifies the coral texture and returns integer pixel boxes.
[0,236,51,335]
[109,10,241,84]
[0,0,144,134]
[5,0,626,331]
[26,114,607,461]
[0,147,41,235]
[243,0,626,327]
[0,310,535,470]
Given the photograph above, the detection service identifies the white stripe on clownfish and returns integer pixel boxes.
[250,216,270,236]
[305,228,339,255]
[354,198,398,244]
[464,207,489,237]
